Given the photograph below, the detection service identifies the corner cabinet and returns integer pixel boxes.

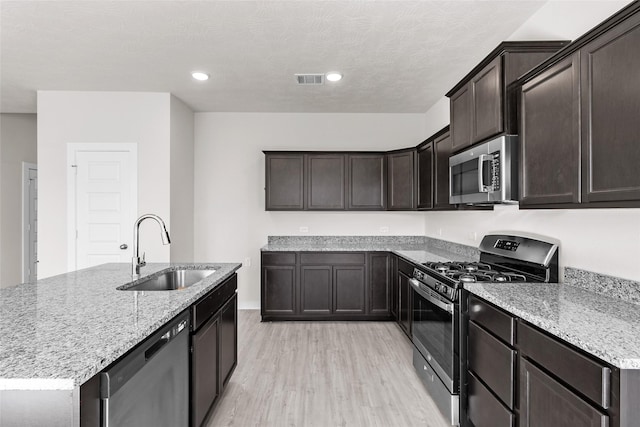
[447,42,569,153]
[518,3,640,208]
[261,251,392,321]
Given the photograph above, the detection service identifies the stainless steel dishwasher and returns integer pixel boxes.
[100,311,190,427]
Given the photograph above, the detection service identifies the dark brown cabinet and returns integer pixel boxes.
[306,154,346,210]
[390,255,399,320]
[387,149,416,210]
[397,257,414,338]
[518,5,640,208]
[261,253,297,316]
[368,253,390,315]
[264,153,304,210]
[417,141,434,209]
[347,154,386,210]
[520,54,581,206]
[433,129,453,209]
[191,274,238,427]
[261,251,391,321]
[580,11,640,204]
[464,294,516,427]
[447,42,569,153]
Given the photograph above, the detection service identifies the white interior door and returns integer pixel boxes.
[22,163,38,283]
[69,145,137,271]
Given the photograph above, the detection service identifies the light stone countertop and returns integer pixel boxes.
[464,281,640,369]
[0,262,241,390]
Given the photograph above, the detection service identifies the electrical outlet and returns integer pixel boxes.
[380,226,389,233]
[244,257,251,267]
[299,226,309,233]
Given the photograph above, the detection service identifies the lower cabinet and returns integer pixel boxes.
[397,257,414,338]
[191,275,238,427]
[463,292,624,427]
[261,251,392,321]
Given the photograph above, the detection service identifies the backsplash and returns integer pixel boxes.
[564,267,640,306]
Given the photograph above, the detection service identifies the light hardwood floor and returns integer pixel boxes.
[206,310,450,427]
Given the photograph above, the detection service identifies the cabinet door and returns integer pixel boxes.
[192,315,219,427]
[219,294,237,389]
[265,153,304,210]
[306,154,346,210]
[300,266,332,314]
[347,154,386,210]
[262,266,296,315]
[520,358,608,427]
[472,56,503,143]
[581,13,640,203]
[398,271,412,337]
[451,84,472,152]
[333,266,366,314]
[390,255,399,320]
[417,142,434,210]
[520,53,581,206]
[433,130,453,209]
[368,253,390,315]
[387,150,416,210]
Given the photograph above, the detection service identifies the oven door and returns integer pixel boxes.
[410,278,459,393]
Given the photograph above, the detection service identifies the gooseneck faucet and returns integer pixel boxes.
[132,214,171,275]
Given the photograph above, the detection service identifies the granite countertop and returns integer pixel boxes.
[0,262,241,390]
[465,281,640,369]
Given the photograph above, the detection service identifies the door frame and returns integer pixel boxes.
[22,162,37,282]
[66,143,137,272]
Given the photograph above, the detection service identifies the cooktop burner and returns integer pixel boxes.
[421,262,527,283]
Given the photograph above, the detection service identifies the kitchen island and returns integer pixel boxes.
[0,262,241,426]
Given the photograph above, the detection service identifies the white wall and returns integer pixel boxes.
[194,113,428,308]
[37,91,172,279]
[421,0,640,282]
[0,114,37,287]
[169,96,195,262]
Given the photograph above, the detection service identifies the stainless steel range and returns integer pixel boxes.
[410,234,559,426]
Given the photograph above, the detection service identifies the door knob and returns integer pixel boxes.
[120,244,128,250]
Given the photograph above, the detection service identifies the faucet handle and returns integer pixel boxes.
[141,252,146,266]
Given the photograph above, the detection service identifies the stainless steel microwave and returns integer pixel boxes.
[449,135,518,205]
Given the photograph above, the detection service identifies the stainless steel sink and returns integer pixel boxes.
[119,268,215,291]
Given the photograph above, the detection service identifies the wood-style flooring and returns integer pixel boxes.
[207,310,450,427]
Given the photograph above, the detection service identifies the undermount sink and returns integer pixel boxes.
[119,268,216,291]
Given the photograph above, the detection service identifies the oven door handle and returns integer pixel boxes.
[409,278,454,314]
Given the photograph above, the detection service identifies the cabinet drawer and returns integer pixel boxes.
[397,257,415,276]
[520,358,608,427]
[468,294,515,345]
[468,321,516,409]
[300,252,365,265]
[518,321,611,408]
[261,252,296,265]
[192,275,237,331]
[468,371,514,427]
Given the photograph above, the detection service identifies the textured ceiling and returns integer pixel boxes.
[0,1,547,114]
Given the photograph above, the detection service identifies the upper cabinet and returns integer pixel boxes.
[447,41,570,153]
[265,153,305,210]
[519,3,640,208]
[306,154,346,210]
[417,126,453,211]
[347,154,386,210]
[387,149,416,210]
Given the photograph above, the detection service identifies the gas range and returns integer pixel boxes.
[411,234,559,304]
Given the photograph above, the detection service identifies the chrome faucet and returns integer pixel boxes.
[132,214,171,275]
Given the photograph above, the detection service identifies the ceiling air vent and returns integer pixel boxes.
[295,74,324,85]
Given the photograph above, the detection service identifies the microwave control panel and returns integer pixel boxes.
[490,151,500,190]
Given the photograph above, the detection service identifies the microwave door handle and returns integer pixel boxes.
[477,154,491,193]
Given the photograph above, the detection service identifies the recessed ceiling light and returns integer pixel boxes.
[192,72,209,81]
[326,72,343,82]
